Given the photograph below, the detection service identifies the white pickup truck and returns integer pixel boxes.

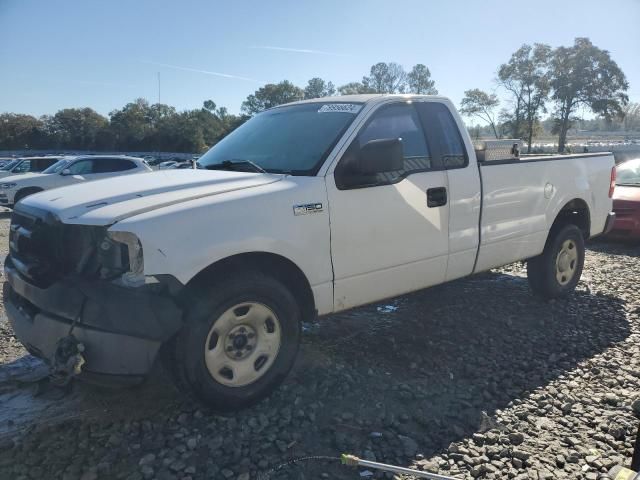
[4,95,616,409]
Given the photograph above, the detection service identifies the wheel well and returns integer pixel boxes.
[185,252,316,323]
[552,198,590,237]
[15,187,43,201]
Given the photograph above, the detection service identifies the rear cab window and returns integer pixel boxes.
[417,102,468,169]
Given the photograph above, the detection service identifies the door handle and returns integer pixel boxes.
[427,187,447,207]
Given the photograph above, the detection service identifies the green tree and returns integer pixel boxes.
[49,107,109,150]
[203,99,230,121]
[109,98,157,150]
[498,43,551,152]
[241,81,304,115]
[362,62,407,93]
[622,102,640,132]
[460,89,501,138]
[0,114,46,150]
[549,37,629,152]
[303,77,336,99]
[407,64,437,94]
[337,82,374,95]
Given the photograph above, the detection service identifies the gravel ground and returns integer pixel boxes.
[0,213,639,480]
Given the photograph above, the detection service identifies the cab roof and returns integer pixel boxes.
[278,93,449,108]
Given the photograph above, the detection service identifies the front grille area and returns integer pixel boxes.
[9,206,105,287]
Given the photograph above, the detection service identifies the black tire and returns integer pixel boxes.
[14,187,42,204]
[527,224,585,299]
[171,271,301,411]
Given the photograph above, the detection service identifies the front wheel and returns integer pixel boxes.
[171,272,301,410]
[527,224,585,299]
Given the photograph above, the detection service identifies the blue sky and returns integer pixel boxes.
[1,0,639,117]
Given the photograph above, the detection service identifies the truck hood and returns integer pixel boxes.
[21,170,285,226]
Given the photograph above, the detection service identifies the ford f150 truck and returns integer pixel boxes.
[4,95,617,410]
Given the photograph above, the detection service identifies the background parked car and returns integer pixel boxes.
[0,157,17,168]
[174,161,200,169]
[0,155,152,207]
[158,160,179,169]
[0,156,62,179]
[607,158,640,241]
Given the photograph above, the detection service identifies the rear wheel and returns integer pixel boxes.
[527,224,585,299]
[172,272,301,410]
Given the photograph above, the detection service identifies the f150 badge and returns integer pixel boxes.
[293,203,323,216]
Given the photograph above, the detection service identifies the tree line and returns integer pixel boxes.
[0,39,633,154]
[0,99,246,154]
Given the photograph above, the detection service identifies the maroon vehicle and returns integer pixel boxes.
[608,158,640,241]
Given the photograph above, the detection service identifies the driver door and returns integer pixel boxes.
[326,102,450,311]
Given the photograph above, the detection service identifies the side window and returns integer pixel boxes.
[417,103,468,169]
[93,159,137,173]
[67,160,94,175]
[30,158,52,171]
[42,158,58,169]
[337,103,432,188]
[13,160,31,173]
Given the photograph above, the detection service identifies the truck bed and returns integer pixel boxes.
[474,151,614,272]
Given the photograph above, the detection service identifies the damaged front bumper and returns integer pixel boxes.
[4,257,184,383]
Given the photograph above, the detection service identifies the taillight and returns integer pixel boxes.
[609,166,616,198]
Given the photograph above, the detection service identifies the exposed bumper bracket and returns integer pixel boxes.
[603,211,616,235]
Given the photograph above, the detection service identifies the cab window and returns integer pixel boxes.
[335,103,433,189]
[417,102,468,169]
[93,158,137,173]
[67,159,94,175]
[13,160,31,173]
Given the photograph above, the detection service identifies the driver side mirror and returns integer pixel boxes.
[335,138,404,189]
[61,169,71,176]
[355,138,404,174]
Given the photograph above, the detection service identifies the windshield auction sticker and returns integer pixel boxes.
[318,104,362,114]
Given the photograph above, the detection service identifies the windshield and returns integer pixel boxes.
[616,159,640,185]
[43,159,71,174]
[0,160,19,171]
[197,102,361,175]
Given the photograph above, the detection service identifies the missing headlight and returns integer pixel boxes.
[103,231,145,287]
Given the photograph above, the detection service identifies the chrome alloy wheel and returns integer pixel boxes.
[555,239,578,286]
[204,302,282,387]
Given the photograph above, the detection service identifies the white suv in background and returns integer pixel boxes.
[0,155,152,207]
[0,156,63,179]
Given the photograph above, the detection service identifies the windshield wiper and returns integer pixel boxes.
[616,183,640,187]
[205,159,266,174]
